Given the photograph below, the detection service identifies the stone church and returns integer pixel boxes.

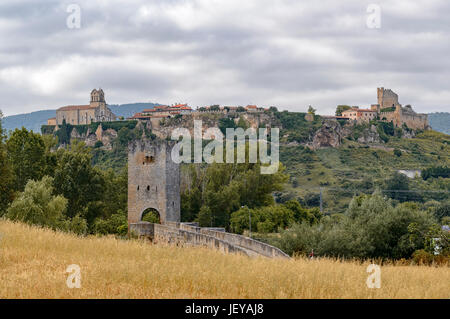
[48,89,116,126]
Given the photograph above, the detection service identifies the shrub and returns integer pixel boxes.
[6,176,68,229]
[272,191,438,259]
[394,149,402,157]
[93,211,127,235]
[421,166,450,180]
[94,141,104,148]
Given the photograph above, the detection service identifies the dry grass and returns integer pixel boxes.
[0,219,448,299]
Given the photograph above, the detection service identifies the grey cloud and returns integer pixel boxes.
[0,0,449,116]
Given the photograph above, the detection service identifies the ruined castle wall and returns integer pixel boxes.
[400,113,428,130]
[379,110,428,129]
[379,111,399,126]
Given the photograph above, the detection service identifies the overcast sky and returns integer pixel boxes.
[0,0,449,116]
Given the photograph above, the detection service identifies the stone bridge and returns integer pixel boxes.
[128,138,289,259]
[129,221,289,258]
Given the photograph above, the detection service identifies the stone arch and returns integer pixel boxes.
[141,207,161,224]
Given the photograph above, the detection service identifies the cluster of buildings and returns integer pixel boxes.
[47,87,428,132]
[46,89,268,126]
[129,104,193,120]
[129,104,266,120]
[335,88,429,130]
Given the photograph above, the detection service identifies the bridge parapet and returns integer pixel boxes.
[178,223,289,258]
[130,222,289,258]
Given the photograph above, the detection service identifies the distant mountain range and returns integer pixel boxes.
[1,105,449,135]
[1,103,159,133]
[428,112,450,135]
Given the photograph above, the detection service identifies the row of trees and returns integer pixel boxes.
[0,115,128,235]
[271,191,449,260]
[181,162,289,229]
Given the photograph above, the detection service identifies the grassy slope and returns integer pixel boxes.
[281,130,450,212]
[0,220,449,299]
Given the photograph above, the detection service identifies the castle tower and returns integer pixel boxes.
[377,87,384,106]
[128,138,180,225]
[377,87,400,109]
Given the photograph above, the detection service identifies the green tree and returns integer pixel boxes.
[237,117,248,130]
[197,205,213,227]
[53,143,105,218]
[209,105,220,111]
[384,172,419,202]
[181,161,288,229]
[307,105,316,115]
[283,200,321,224]
[6,176,68,229]
[6,127,46,191]
[218,117,236,135]
[56,119,71,145]
[93,209,127,235]
[335,105,351,116]
[0,110,14,213]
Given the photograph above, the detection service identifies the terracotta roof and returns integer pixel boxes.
[48,117,56,120]
[57,105,93,111]
[246,105,257,109]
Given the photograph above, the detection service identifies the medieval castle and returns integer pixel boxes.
[340,88,429,130]
[47,89,116,126]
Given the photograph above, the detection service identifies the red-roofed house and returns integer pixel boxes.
[341,108,377,123]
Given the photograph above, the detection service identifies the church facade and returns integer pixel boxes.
[51,89,116,126]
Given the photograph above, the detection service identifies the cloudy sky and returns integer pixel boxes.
[0,0,449,116]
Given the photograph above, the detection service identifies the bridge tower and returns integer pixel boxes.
[128,138,180,225]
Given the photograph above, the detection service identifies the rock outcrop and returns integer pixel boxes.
[357,125,382,144]
[308,120,343,149]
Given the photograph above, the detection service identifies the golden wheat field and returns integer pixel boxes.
[0,219,448,299]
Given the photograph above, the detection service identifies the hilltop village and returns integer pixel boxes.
[43,87,429,149]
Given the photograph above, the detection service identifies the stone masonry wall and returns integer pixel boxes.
[130,222,252,256]
[159,221,289,258]
[128,139,180,225]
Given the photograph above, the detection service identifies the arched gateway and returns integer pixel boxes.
[127,138,180,225]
